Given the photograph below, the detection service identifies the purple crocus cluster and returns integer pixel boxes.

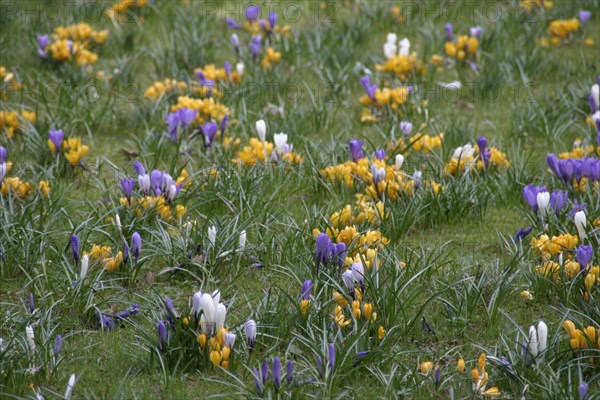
[98,304,140,331]
[131,161,181,201]
[250,35,262,58]
[349,139,364,162]
[521,185,547,214]
[316,343,336,378]
[164,107,197,141]
[546,154,600,184]
[253,357,293,394]
[315,233,346,273]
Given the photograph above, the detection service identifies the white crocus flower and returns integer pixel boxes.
[200,293,215,328]
[64,374,77,400]
[398,38,410,56]
[574,211,587,242]
[528,325,538,357]
[592,83,599,110]
[342,269,354,292]
[395,154,405,169]
[536,320,548,356]
[273,133,288,155]
[115,214,122,232]
[215,303,227,329]
[0,162,6,182]
[536,191,550,219]
[386,33,397,45]
[239,230,247,251]
[383,42,397,59]
[256,120,266,142]
[26,326,35,352]
[80,254,89,281]
[208,226,217,246]
[236,62,244,76]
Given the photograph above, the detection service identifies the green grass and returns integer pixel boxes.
[1,0,600,398]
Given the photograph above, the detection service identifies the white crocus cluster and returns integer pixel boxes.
[195,290,227,335]
[273,133,289,156]
[383,33,411,59]
[527,320,548,361]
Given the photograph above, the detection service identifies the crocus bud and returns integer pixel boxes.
[536,320,548,356]
[591,84,600,113]
[286,360,293,384]
[201,121,218,147]
[201,294,215,327]
[273,133,288,155]
[236,62,244,76]
[54,334,62,365]
[398,38,410,56]
[29,293,35,313]
[386,33,397,45]
[64,374,76,400]
[536,191,550,219]
[215,303,227,329]
[246,4,260,21]
[328,343,336,372]
[383,42,397,59]
[253,367,262,395]
[576,245,594,271]
[80,254,89,280]
[239,230,247,251]
[123,243,129,265]
[192,291,202,317]
[352,262,365,287]
[71,234,80,267]
[0,146,6,164]
[0,162,6,182]
[26,325,35,352]
[574,211,587,242]
[444,23,453,41]
[579,10,592,25]
[375,149,385,160]
[131,232,141,263]
[395,154,405,169]
[157,321,168,345]
[342,269,354,292]
[121,178,135,203]
[256,120,266,142]
[115,213,122,232]
[245,319,257,349]
[349,139,364,162]
[272,357,282,389]
[225,332,236,348]
[528,325,538,357]
[208,226,217,246]
[301,280,312,300]
[231,33,240,50]
[579,381,589,398]
[261,359,270,384]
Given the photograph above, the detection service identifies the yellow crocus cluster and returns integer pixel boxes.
[562,320,600,351]
[194,64,242,84]
[121,195,186,222]
[471,353,500,397]
[46,23,108,65]
[0,110,36,139]
[331,289,378,329]
[374,53,425,81]
[199,327,231,369]
[86,245,123,272]
[1,176,32,198]
[359,87,410,110]
[407,133,444,153]
[391,6,405,23]
[0,66,22,100]
[444,34,479,62]
[531,233,578,259]
[234,138,303,166]
[260,48,282,69]
[106,0,149,22]
[144,79,189,101]
[170,96,229,126]
[242,21,290,37]
[548,19,581,40]
[558,144,595,160]
[329,201,388,227]
[63,138,90,166]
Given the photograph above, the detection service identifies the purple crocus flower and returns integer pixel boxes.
[549,191,568,216]
[150,170,163,195]
[400,121,413,138]
[470,25,483,38]
[258,19,266,28]
[360,75,377,101]
[513,226,533,242]
[334,242,346,268]
[316,355,323,377]
[375,149,386,160]
[589,94,597,114]
[522,184,547,213]
[444,23,453,41]
[268,11,277,29]
[157,321,168,345]
[165,108,197,141]
[226,17,240,29]
[231,34,240,52]
[301,280,312,300]
[114,304,139,320]
[123,242,130,265]
[578,10,591,25]
[223,61,232,79]
[54,334,62,364]
[253,367,262,395]
[0,146,6,163]
[356,351,369,358]
[477,136,487,154]
[48,129,64,153]
[71,234,80,267]
[131,232,141,264]
[246,5,260,21]
[272,357,282,389]
[29,293,35,313]
[522,339,531,367]
[121,178,135,203]
[286,360,293,384]
[579,381,589,398]
[315,233,332,267]
[37,34,49,58]
[201,121,218,146]
[328,343,336,372]
[220,115,228,135]
[349,139,364,162]
[165,297,176,324]
[250,35,262,58]
[133,160,146,176]
[576,245,593,271]
[546,154,561,180]
[98,313,116,331]
[261,359,270,384]
[435,366,441,385]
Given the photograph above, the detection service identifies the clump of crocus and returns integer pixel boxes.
[300,280,312,316]
[443,24,481,68]
[38,23,108,65]
[523,320,548,365]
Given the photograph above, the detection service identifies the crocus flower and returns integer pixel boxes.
[333,242,346,267]
[315,233,332,266]
[26,325,35,352]
[165,108,197,141]
[123,243,129,265]
[316,355,323,377]
[37,34,49,58]
[0,162,6,182]
[360,75,377,101]
[395,154,405,169]
[522,185,547,213]
[201,121,218,146]
[578,10,591,25]
[398,38,410,56]
[286,360,293,384]
[273,357,282,389]
[131,232,141,264]
[536,190,550,219]
[574,210,587,242]
[470,25,483,38]
[0,146,6,164]
[54,334,62,365]
[239,230,247,250]
[301,280,312,300]
[192,291,202,318]
[435,366,441,385]
[246,5,260,21]
[231,34,240,52]
[513,226,533,242]
[250,35,262,58]
[256,119,266,142]
[48,129,65,153]
[328,343,336,372]
[576,245,593,271]
[165,297,177,325]
[261,359,269,384]
[236,62,244,76]
[253,367,262,395]
[342,269,354,292]
[121,178,135,203]
[29,293,35,313]
[157,321,168,345]
[245,319,257,350]
[527,325,538,357]
[375,149,385,160]
[444,23,453,41]
[80,254,89,280]
[133,161,150,193]
[349,140,364,162]
[400,121,413,137]
[71,234,80,267]
[268,11,277,29]
[226,17,240,29]
[215,303,226,329]
[114,304,139,320]
[208,226,217,246]
[273,133,288,155]
[64,374,76,400]
[549,191,568,216]
[225,332,236,348]
[579,381,589,398]
[150,170,163,195]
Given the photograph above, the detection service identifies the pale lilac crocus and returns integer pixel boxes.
[133,161,150,193]
[231,34,240,52]
[54,334,62,364]
[48,129,65,153]
[37,34,49,58]
[470,25,483,38]
[349,139,364,162]
[245,319,257,350]
[400,121,413,137]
